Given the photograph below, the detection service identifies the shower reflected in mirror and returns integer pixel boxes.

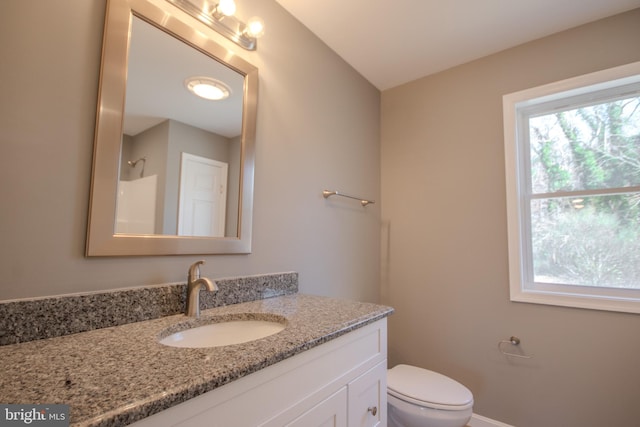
[127,157,146,178]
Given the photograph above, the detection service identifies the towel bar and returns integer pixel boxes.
[322,190,375,207]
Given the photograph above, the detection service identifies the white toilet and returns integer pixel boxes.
[387,364,474,427]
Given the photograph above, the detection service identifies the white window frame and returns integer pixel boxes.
[503,61,640,314]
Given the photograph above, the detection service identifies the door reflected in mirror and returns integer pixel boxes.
[86,0,257,256]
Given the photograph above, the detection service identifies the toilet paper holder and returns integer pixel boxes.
[498,336,532,359]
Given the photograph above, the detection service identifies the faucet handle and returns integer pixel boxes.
[188,260,205,281]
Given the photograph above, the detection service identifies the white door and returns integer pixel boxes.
[178,152,228,237]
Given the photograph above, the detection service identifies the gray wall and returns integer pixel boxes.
[381,9,640,427]
[0,0,380,302]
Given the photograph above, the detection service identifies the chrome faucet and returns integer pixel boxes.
[186,260,218,318]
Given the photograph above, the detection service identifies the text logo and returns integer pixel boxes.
[1,405,69,426]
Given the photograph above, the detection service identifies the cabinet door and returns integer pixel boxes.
[282,387,347,427]
[348,361,387,427]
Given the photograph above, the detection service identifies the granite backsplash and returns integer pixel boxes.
[0,272,298,346]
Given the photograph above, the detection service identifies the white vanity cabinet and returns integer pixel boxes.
[130,319,387,427]
[263,360,386,427]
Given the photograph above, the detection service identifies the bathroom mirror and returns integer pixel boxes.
[87,0,257,256]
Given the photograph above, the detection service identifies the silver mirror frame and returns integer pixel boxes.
[86,0,257,256]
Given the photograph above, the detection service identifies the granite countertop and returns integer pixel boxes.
[0,294,393,427]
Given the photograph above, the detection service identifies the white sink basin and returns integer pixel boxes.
[159,318,286,348]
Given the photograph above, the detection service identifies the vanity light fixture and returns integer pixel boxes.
[244,16,265,38]
[185,76,231,100]
[212,0,236,18]
[166,0,265,51]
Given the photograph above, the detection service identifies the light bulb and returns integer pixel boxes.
[185,77,230,101]
[245,16,265,38]
[193,84,225,100]
[216,0,236,17]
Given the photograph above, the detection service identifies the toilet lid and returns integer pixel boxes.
[387,365,473,409]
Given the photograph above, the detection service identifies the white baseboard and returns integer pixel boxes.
[468,413,514,427]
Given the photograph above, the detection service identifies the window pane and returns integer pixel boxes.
[529,96,640,194]
[531,193,640,289]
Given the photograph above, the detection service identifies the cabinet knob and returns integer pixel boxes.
[368,406,378,416]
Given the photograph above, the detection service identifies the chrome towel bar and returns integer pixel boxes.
[323,190,375,207]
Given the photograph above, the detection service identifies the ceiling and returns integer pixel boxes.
[275,0,640,91]
[125,15,244,138]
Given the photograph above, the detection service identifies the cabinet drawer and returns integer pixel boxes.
[280,387,347,427]
[348,361,387,427]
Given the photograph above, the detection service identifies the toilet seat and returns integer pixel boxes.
[387,364,473,411]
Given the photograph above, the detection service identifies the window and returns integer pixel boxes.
[503,62,640,314]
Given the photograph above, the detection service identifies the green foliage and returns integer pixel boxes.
[531,97,640,193]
